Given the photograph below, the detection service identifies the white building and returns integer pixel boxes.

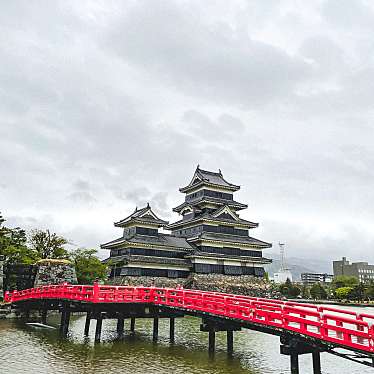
[273,243,293,284]
[273,269,293,284]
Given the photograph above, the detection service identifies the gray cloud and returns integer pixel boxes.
[105,1,311,109]
[1,1,374,264]
[68,191,97,205]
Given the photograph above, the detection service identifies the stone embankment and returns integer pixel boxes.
[33,259,77,287]
[1,259,78,319]
[189,274,281,298]
[110,274,280,299]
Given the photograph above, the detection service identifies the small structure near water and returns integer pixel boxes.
[33,259,77,287]
[1,258,77,319]
[1,258,77,294]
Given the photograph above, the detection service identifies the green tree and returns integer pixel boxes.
[347,283,365,302]
[0,213,38,264]
[335,286,353,300]
[310,283,327,300]
[279,278,301,298]
[28,229,69,259]
[301,284,310,299]
[70,248,107,284]
[364,283,374,301]
[332,275,359,289]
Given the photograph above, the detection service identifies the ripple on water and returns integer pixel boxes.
[0,314,373,374]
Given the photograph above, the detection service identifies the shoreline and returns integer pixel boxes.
[290,298,374,308]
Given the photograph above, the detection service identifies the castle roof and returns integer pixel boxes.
[187,251,272,264]
[101,233,194,251]
[179,166,240,193]
[188,232,272,248]
[102,254,191,267]
[173,197,247,213]
[166,205,258,230]
[114,204,168,227]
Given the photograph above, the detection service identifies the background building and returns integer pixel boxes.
[333,257,374,283]
[301,273,333,286]
[273,270,293,284]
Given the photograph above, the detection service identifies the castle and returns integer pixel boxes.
[101,166,272,284]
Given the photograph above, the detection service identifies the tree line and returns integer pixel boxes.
[0,212,107,284]
[278,276,374,302]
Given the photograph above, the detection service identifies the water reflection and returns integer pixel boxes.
[0,311,373,374]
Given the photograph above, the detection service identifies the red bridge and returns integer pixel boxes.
[4,283,374,373]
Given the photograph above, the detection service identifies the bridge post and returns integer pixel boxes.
[169,317,175,342]
[336,321,343,339]
[130,317,136,334]
[24,309,30,321]
[208,331,215,353]
[84,311,91,336]
[153,317,159,341]
[227,330,234,353]
[41,308,48,325]
[117,316,125,337]
[290,353,299,374]
[59,304,71,337]
[281,335,323,374]
[312,351,321,374]
[95,314,103,342]
[200,319,240,354]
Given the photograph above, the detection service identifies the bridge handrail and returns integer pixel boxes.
[4,284,374,353]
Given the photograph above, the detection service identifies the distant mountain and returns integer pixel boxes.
[264,253,333,281]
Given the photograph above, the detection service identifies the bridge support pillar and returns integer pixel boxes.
[312,351,321,374]
[41,308,48,325]
[290,353,299,374]
[153,318,159,341]
[200,319,241,354]
[130,317,136,334]
[59,306,71,337]
[117,317,125,337]
[280,335,323,374]
[208,331,215,352]
[227,330,234,353]
[169,317,175,342]
[65,310,70,331]
[95,314,103,343]
[84,312,91,336]
[23,309,31,321]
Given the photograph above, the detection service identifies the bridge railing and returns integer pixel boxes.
[152,287,374,352]
[4,284,374,353]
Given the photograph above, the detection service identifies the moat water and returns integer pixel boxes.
[0,306,373,374]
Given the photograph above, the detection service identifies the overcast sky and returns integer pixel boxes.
[1,1,374,265]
